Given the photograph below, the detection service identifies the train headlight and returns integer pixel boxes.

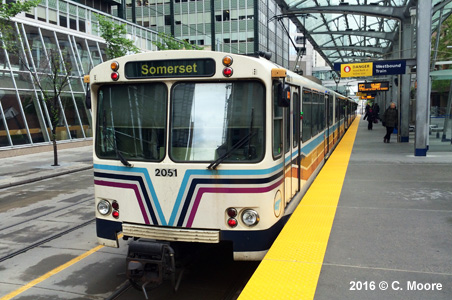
[241,209,259,227]
[97,200,111,215]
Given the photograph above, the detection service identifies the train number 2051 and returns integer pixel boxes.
[155,168,177,177]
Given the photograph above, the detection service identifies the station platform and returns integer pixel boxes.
[239,116,452,300]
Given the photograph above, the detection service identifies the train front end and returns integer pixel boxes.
[91,51,288,262]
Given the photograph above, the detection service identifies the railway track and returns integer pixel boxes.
[106,281,133,300]
[0,169,257,299]
[0,218,95,263]
[103,243,258,300]
[0,195,92,233]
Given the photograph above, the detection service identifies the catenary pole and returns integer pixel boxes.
[415,0,432,156]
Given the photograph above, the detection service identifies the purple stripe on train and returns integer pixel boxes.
[186,179,284,227]
[94,180,150,224]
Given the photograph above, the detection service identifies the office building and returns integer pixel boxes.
[0,0,290,150]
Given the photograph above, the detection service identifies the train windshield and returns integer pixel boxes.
[170,81,265,163]
[95,83,167,162]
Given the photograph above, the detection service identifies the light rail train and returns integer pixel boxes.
[87,50,356,289]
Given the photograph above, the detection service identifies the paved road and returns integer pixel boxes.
[0,169,129,299]
[0,169,257,299]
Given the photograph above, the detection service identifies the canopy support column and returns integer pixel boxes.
[401,21,413,142]
[415,0,432,156]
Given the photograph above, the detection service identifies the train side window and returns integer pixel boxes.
[335,97,340,122]
[319,93,325,132]
[273,82,283,157]
[312,93,319,136]
[285,100,290,154]
[302,88,312,142]
[328,95,334,126]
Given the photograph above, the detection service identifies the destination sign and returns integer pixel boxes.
[358,81,389,92]
[373,60,406,75]
[124,58,216,79]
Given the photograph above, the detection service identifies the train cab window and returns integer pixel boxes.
[96,83,168,162]
[302,89,312,142]
[170,81,265,163]
[273,82,283,157]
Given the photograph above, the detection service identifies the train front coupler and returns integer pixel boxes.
[126,239,180,298]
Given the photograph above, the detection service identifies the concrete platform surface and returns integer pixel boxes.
[315,118,452,300]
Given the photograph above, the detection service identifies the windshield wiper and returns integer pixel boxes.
[207,109,255,170]
[207,132,256,170]
[116,150,132,167]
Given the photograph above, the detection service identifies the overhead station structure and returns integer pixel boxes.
[276,0,452,156]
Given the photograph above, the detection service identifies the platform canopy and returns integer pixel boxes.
[275,0,452,68]
[430,68,452,80]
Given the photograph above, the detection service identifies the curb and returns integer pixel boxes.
[0,165,93,190]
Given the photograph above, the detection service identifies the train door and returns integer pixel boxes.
[324,94,330,157]
[292,87,301,196]
[336,97,341,138]
[284,90,292,204]
[344,100,348,130]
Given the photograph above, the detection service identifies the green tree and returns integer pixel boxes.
[152,32,203,50]
[1,0,71,166]
[96,14,140,59]
[31,49,73,166]
[0,0,39,52]
[431,15,452,92]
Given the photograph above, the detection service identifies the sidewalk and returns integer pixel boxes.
[0,145,93,189]
[314,117,452,300]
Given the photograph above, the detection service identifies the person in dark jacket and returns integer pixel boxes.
[363,106,376,130]
[382,102,398,143]
[372,103,380,120]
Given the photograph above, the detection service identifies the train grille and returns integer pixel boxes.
[122,223,220,243]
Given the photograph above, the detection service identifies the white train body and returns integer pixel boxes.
[90,50,357,260]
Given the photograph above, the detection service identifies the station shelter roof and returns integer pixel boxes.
[275,0,452,68]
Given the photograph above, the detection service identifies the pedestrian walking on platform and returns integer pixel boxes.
[363,106,376,130]
[372,102,380,120]
[382,102,398,143]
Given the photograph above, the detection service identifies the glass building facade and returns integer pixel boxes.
[0,0,162,149]
[1,0,291,149]
[113,0,291,66]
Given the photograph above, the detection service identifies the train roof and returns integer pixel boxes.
[91,50,355,103]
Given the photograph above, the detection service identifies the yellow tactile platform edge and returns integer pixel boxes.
[238,118,360,300]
